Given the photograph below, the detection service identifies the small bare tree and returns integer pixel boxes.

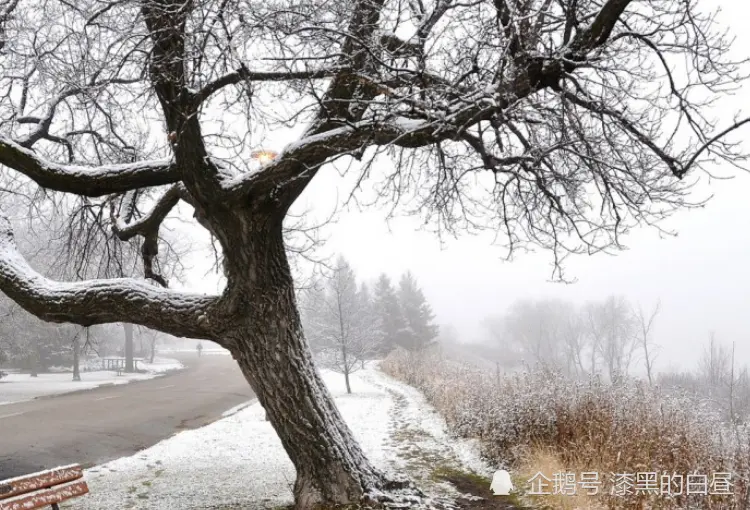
[699,332,732,390]
[588,296,637,383]
[634,301,661,386]
[561,310,587,378]
[302,257,374,394]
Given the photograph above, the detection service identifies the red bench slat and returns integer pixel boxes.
[0,480,89,510]
[0,465,83,501]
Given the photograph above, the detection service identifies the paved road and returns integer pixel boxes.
[0,353,254,479]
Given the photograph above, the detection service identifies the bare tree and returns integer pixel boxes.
[699,332,732,389]
[634,300,661,385]
[560,310,587,378]
[0,0,749,506]
[587,296,637,382]
[480,315,523,370]
[302,257,375,394]
[502,299,575,368]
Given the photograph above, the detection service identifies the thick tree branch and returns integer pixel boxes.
[112,185,182,241]
[416,0,453,40]
[572,0,633,51]
[112,185,183,287]
[0,215,218,339]
[0,137,180,197]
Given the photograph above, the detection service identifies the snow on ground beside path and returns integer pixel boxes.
[139,357,184,373]
[0,357,183,405]
[73,365,492,510]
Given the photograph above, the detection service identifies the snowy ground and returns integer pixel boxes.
[159,340,230,356]
[73,365,493,510]
[0,357,183,405]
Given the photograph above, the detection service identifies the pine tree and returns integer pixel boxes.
[372,274,405,355]
[358,282,377,336]
[397,272,439,351]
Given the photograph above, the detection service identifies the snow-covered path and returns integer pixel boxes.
[71,365,492,509]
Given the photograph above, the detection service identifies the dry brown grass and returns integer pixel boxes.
[381,348,750,509]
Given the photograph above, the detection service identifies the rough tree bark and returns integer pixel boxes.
[223,225,387,506]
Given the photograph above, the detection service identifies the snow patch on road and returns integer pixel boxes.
[77,365,490,509]
[0,357,184,405]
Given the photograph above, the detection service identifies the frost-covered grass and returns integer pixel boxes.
[71,366,493,510]
[381,348,750,509]
[0,357,183,405]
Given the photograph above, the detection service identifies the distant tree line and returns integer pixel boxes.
[659,333,750,423]
[299,256,439,393]
[476,296,750,422]
[480,295,661,384]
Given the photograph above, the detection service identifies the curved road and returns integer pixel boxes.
[0,353,254,479]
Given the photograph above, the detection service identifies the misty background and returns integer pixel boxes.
[157,0,750,374]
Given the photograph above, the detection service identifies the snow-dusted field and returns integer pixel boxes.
[74,365,491,509]
[0,357,183,405]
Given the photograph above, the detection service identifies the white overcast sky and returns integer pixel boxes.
[180,0,750,372]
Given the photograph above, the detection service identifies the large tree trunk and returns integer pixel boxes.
[344,369,352,395]
[231,328,384,508]
[221,224,405,509]
[123,323,134,372]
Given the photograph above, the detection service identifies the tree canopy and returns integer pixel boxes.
[0,0,748,508]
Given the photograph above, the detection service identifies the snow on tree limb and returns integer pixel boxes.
[111,185,182,242]
[111,185,184,287]
[0,213,218,339]
[0,137,180,197]
[193,66,346,106]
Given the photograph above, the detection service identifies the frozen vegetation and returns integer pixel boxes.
[382,348,750,509]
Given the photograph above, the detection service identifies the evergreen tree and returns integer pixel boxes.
[372,274,405,355]
[397,272,439,351]
[358,282,377,336]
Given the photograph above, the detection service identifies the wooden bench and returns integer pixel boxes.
[0,464,89,509]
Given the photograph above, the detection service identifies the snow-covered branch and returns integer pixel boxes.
[111,185,182,242]
[0,214,218,339]
[0,137,180,197]
[111,185,184,287]
[573,0,634,51]
[193,66,345,106]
